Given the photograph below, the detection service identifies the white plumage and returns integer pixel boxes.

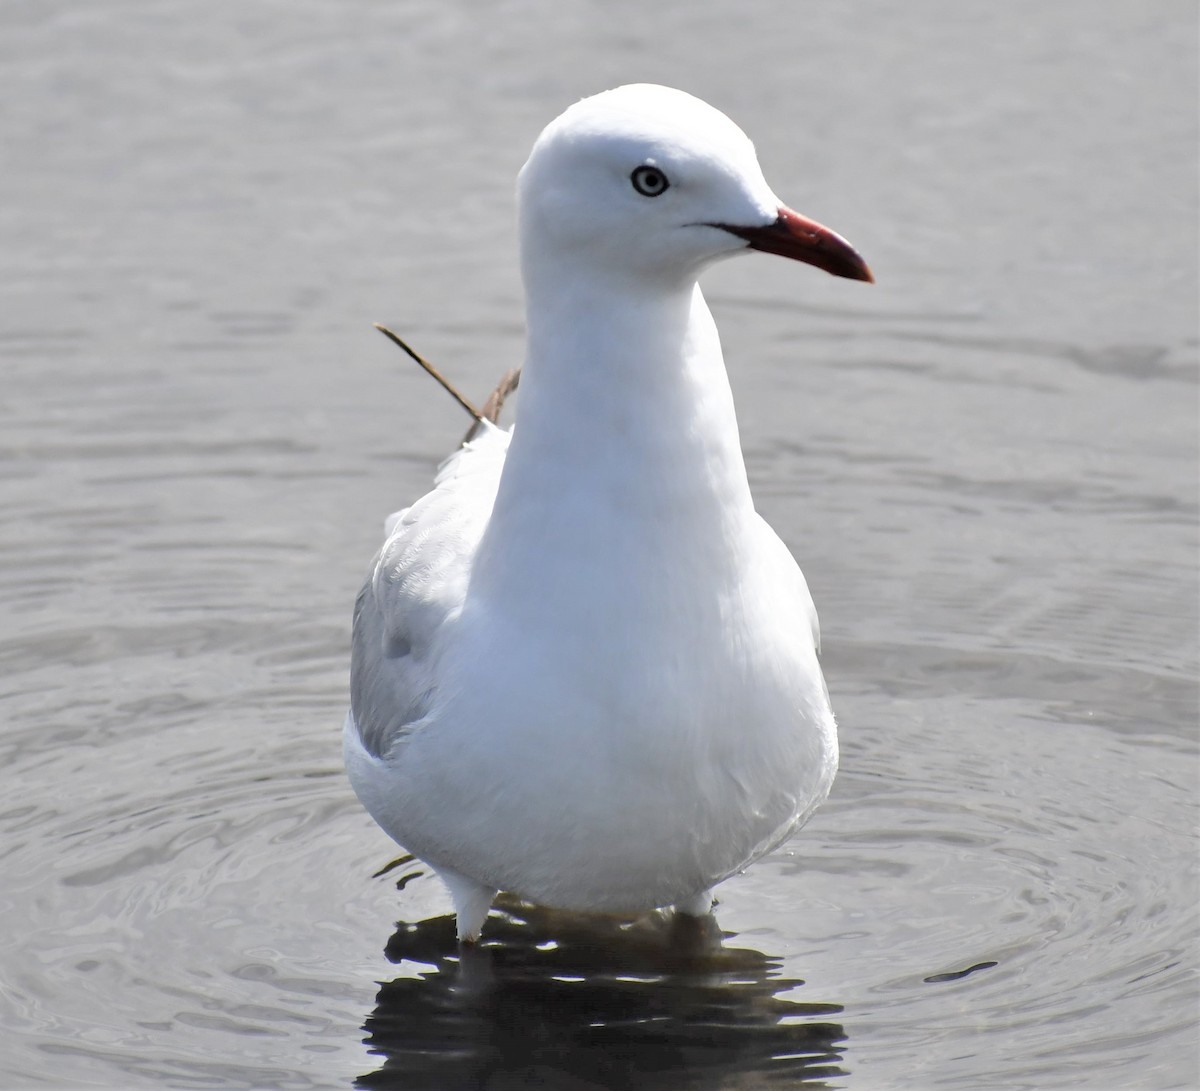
[344,84,871,942]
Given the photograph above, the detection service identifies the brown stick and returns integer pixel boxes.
[374,323,484,424]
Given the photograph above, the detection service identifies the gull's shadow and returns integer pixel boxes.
[356,893,847,1089]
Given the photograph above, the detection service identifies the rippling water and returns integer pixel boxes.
[2,2,1196,1088]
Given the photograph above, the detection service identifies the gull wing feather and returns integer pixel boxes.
[350,424,510,758]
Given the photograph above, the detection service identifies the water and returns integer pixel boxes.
[1,1,1196,1087]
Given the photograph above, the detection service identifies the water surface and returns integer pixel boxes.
[1,2,1196,1088]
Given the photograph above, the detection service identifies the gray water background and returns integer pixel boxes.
[1,1,1196,1088]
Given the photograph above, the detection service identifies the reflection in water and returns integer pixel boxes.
[357,895,847,1089]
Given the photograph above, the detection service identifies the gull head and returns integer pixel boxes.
[517,83,872,287]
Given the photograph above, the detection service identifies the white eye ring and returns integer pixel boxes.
[630,165,670,197]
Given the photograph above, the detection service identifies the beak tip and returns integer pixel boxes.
[814,249,874,284]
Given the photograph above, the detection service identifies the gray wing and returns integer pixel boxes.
[350,424,510,758]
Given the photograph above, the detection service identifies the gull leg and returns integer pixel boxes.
[670,887,721,951]
[435,865,497,944]
[674,887,715,918]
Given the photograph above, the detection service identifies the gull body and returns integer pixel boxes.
[344,84,871,941]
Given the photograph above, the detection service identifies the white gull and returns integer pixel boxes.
[344,84,872,943]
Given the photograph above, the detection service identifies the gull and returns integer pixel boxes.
[344,84,872,943]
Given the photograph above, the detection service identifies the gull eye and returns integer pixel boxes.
[630,165,670,197]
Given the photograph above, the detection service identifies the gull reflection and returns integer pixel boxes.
[357,895,847,1089]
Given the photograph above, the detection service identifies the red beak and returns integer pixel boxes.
[713,205,874,283]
